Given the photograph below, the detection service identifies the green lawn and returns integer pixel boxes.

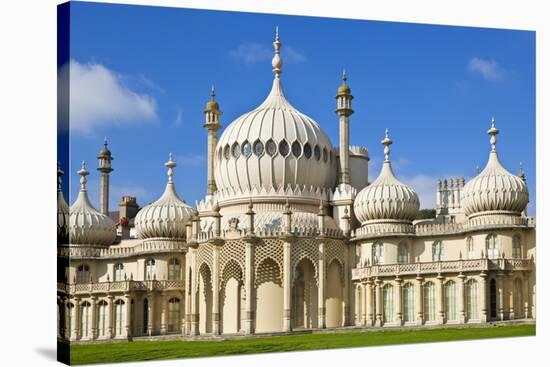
[70,323,535,365]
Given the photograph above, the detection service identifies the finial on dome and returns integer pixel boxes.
[518,162,526,181]
[381,128,393,162]
[78,161,89,191]
[488,116,499,152]
[272,26,282,77]
[57,161,64,192]
[165,153,176,183]
[342,69,347,83]
[210,85,216,100]
[104,136,108,147]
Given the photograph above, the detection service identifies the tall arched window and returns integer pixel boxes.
[114,299,125,336]
[76,264,90,284]
[432,241,443,261]
[444,281,457,321]
[168,258,181,280]
[466,279,478,320]
[512,235,522,259]
[486,234,499,259]
[423,282,436,322]
[467,237,475,259]
[515,278,523,318]
[167,297,181,333]
[145,259,156,280]
[398,242,408,264]
[403,283,415,322]
[66,303,75,339]
[97,301,108,337]
[114,263,124,281]
[382,284,394,323]
[372,242,384,265]
[80,301,91,338]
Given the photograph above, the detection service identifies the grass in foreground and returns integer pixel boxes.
[70,323,535,365]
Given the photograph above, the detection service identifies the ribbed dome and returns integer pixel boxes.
[214,32,336,204]
[69,163,116,246]
[57,164,69,244]
[135,155,195,239]
[461,119,528,218]
[354,130,420,225]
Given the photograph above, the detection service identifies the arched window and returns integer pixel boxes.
[398,242,408,264]
[66,303,75,339]
[223,145,230,160]
[80,301,91,338]
[76,264,90,284]
[231,142,241,158]
[465,279,478,320]
[114,299,125,336]
[467,237,475,259]
[168,258,181,280]
[253,140,264,156]
[279,140,289,157]
[486,234,499,259]
[423,282,436,322]
[97,301,108,337]
[145,259,156,280]
[513,235,522,259]
[314,145,321,160]
[444,281,457,321]
[515,278,523,318]
[403,283,415,322]
[114,263,124,281]
[241,140,251,158]
[372,242,384,265]
[382,284,394,323]
[167,297,181,333]
[432,241,443,261]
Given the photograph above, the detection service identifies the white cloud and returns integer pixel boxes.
[229,43,306,65]
[174,108,183,127]
[67,59,158,134]
[401,174,438,209]
[467,57,505,81]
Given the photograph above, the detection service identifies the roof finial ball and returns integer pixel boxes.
[78,161,89,191]
[382,128,393,162]
[488,116,499,152]
[165,153,176,183]
[272,26,283,77]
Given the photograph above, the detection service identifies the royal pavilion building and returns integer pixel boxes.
[57,30,535,342]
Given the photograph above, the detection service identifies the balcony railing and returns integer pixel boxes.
[57,280,185,295]
[351,258,532,280]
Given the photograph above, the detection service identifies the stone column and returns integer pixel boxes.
[160,293,167,335]
[90,296,98,340]
[458,273,466,323]
[147,292,155,336]
[244,238,256,335]
[125,294,132,339]
[107,295,115,338]
[361,283,368,326]
[318,241,326,329]
[374,279,382,327]
[416,276,424,325]
[189,246,199,336]
[184,251,191,335]
[507,273,515,320]
[180,291,186,335]
[497,272,505,321]
[366,279,373,326]
[343,244,350,326]
[283,238,293,332]
[74,298,81,340]
[354,284,361,326]
[437,275,445,324]
[212,242,221,335]
[523,272,529,319]
[395,277,403,326]
[479,272,488,322]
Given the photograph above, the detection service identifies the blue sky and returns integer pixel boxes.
[61,1,536,214]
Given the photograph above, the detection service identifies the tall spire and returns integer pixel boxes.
[382,128,393,162]
[272,26,282,77]
[165,153,176,184]
[78,161,89,191]
[488,116,499,152]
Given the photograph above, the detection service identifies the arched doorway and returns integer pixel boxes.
[255,258,283,333]
[221,260,243,334]
[198,264,213,334]
[325,260,343,328]
[292,258,318,329]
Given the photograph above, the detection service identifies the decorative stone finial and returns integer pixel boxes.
[381,128,393,162]
[272,26,282,77]
[342,69,347,84]
[104,136,108,147]
[518,162,526,181]
[211,85,216,100]
[78,161,89,191]
[488,116,499,152]
[165,153,176,183]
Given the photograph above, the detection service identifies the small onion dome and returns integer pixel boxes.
[354,129,420,224]
[135,154,195,239]
[57,162,69,244]
[69,162,117,245]
[204,87,220,113]
[336,70,351,96]
[98,137,112,159]
[461,118,529,218]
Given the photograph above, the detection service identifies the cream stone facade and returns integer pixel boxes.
[57,29,535,342]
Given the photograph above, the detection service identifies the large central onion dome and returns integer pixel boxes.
[135,154,195,239]
[214,29,336,203]
[69,162,117,246]
[461,118,529,218]
[354,130,420,226]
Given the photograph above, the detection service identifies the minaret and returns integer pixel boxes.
[97,137,113,216]
[204,86,222,197]
[335,70,354,185]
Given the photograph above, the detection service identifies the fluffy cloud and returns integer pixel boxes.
[67,59,158,134]
[467,57,505,81]
[401,174,438,209]
[229,42,306,65]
